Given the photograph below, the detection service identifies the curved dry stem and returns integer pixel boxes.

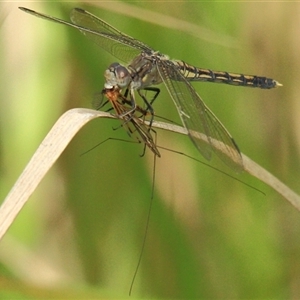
[0,109,113,240]
[0,108,299,240]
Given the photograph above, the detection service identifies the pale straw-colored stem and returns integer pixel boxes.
[0,108,299,240]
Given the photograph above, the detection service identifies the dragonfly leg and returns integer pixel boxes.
[121,88,149,118]
[142,87,160,106]
[137,88,159,129]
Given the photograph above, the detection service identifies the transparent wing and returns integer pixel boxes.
[19,7,150,63]
[157,59,243,172]
[70,8,152,62]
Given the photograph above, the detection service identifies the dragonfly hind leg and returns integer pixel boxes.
[137,87,160,129]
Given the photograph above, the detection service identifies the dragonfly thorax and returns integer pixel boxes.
[128,53,163,89]
[104,62,132,89]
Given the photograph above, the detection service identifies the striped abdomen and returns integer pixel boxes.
[175,60,281,89]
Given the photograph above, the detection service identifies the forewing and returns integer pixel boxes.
[70,8,151,63]
[19,7,148,63]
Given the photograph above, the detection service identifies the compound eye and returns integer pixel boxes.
[115,65,130,79]
[115,65,131,87]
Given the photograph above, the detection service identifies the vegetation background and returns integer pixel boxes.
[0,1,299,299]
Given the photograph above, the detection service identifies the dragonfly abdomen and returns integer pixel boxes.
[176,60,281,89]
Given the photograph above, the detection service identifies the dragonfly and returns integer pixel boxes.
[100,86,161,157]
[19,7,282,172]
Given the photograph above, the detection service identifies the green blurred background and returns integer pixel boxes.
[0,1,300,299]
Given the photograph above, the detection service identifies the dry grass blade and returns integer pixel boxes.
[0,108,299,241]
[0,109,114,240]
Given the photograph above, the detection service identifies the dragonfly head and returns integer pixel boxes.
[104,63,131,89]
